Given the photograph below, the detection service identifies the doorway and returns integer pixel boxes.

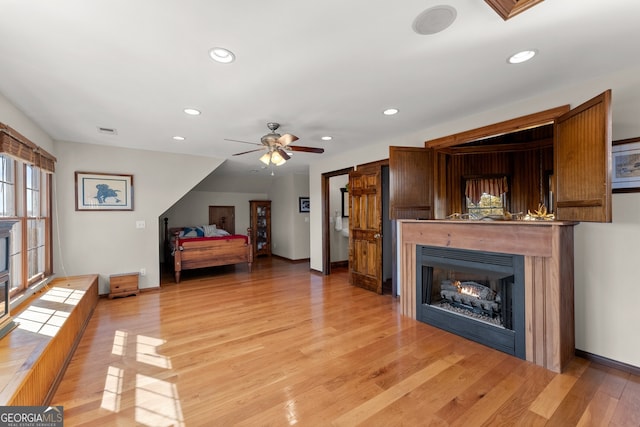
[321,167,353,275]
[329,174,349,270]
[321,163,393,295]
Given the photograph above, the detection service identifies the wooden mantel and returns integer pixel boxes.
[399,219,577,373]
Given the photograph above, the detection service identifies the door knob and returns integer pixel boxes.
[374,233,381,239]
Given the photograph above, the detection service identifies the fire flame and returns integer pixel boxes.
[454,280,480,298]
[460,287,479,297]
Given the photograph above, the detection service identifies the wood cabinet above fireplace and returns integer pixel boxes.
[390,90,612,223]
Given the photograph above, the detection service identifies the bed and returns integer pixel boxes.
[163,218,253,283]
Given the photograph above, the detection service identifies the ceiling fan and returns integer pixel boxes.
[226,122,324,166]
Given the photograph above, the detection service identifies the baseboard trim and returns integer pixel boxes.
[330,260,348,269]
[271,255,310,264]
[575,349,640,376]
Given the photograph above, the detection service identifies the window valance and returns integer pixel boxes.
[465,177,508,204]
[0,122,56,172]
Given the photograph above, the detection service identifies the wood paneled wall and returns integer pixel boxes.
[443,147,554,216]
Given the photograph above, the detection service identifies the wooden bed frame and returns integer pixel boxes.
[163,218,253,283]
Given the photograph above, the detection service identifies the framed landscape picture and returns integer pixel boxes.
[75,172,134,211]
[612,137,640,193]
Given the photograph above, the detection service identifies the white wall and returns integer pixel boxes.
[269,173,310,260]
[310,65,640,368]
[574,195,640,368]
[53,140,222,294]
[0,92,54,153]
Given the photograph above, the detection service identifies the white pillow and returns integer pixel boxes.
[202,224,217,237]
[214,229,230,236]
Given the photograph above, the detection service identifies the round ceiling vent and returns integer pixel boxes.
[412,5,457,35]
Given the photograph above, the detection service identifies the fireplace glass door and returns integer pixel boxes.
[416,246,525,358]
[424,266,514,329]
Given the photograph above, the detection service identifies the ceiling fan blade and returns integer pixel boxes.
[288,145,325,154]
[277,133,299,146]
[276,148,291,160]
[232,148,266,156]
[224,138,262,146]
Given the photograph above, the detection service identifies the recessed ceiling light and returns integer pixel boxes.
[508,49,537,64]
[173,136,185,141]
[321,136,333,141]
[383,108,399,116]
[183,108,201,116]
[209,47,235,64]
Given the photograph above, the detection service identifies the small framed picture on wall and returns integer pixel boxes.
[299,197,310,213]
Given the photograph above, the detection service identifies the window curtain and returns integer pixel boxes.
[0,123,56,172]
[465,177,508,204]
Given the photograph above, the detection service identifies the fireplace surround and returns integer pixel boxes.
[398,219,576,373]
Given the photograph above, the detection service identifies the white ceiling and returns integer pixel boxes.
[1,0,640,182]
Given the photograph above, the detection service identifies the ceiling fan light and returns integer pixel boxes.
[259,153,271,165]
[271,151,286,166]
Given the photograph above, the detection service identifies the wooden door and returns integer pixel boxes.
[389,146,435,220]
[554,90,612,222]
[349,165,383,294]
[208,206,235,234]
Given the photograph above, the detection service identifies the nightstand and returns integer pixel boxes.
[109,272,140,299]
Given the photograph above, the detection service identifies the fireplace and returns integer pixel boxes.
[416,245,525,358]
[399,220,576,372]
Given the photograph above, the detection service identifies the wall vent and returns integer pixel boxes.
[97,127,117,135]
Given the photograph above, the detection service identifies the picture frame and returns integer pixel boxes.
[75,171,134,211]
[612,137,640,193]
[298,197,310,213]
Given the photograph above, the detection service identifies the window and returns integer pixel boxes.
[0,123,55,299]
[0,156,15,217]
[465,176,509,218]
[0,156,20,292]
[0,156,52,296]
[26,165,48,283]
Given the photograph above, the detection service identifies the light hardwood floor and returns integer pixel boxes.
[51,257,640,426]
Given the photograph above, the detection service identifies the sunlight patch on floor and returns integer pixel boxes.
[137,334,171,369]
[101,330,183,426]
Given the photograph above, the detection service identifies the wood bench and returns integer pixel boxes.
[0,274,98,405]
